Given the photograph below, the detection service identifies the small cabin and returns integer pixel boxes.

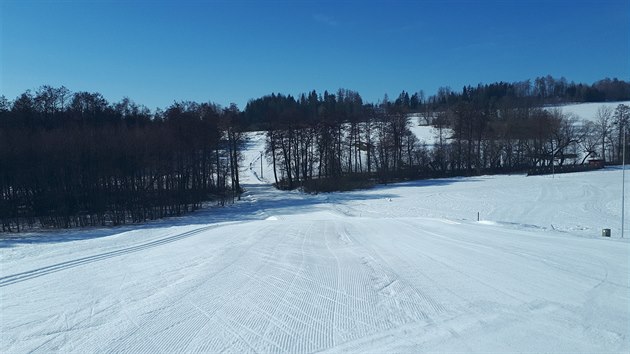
[588,159,605,168]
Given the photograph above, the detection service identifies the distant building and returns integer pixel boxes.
[588,159,605,168]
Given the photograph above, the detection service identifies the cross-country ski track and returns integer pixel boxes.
[1,131,628,353]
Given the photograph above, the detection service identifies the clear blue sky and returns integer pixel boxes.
[2,0,628,110]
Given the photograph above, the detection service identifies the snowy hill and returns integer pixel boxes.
[1,129,629,353]
[553,101,630,122]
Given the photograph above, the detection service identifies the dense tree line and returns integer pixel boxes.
[422,81,630,174]
[242,77,629,191]
[1,86,243,232]
[244,90,431,191]
[421,76,630,112]
[430,98,628,176]
[1,77,628,231]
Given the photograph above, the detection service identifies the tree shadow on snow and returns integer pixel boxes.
[372,177,484,190]
[0,183,397,248]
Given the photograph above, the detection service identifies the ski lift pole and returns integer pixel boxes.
[622,131,626,239]
[551,139,555,179]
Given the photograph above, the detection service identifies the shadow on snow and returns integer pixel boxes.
[0,182,397,248]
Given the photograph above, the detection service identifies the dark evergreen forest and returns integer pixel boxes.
[1,76,629,231]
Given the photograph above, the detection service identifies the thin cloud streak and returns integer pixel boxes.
[313,14,339,27]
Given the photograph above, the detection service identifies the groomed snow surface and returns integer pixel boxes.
[2,131,629,353]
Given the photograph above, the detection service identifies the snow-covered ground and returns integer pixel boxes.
[553,101,630,122]
[1,131,629,353]
[409,124,440,146]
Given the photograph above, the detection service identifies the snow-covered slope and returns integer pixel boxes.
[554,101,630,121]
[1,132,628,353]
[409,124,440,146]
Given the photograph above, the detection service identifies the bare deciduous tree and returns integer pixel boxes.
[595,106,613,161]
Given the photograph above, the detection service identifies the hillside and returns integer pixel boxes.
[554,101,630,122]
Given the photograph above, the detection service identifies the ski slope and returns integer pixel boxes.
[1,132,629,353]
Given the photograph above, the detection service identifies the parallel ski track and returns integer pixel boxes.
[0,223,231,287]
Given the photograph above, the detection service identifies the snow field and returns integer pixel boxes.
[555,101,630,122]
[332,169,625,238]
[2,214,627,352]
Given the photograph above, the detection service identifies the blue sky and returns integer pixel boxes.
[2,0,628,110]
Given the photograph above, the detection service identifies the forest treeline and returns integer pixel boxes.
[1,89,244,232]
[243,77,630,191]
[1,76,629,231]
